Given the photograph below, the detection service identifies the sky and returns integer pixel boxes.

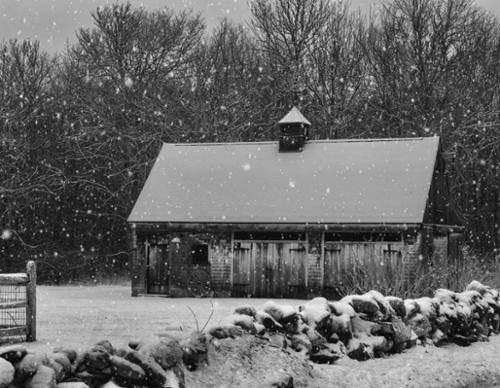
[0,0,499,54]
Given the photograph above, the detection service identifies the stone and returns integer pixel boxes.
[110,355,146,381]
[365,290,395,319]
[256,311,284,332]
[328,301,356,318]
[404,299,421,319]
[408,313,432,339]
[128,340,141,351]
[181,332,208,371]
[309,348,341,364]
[431,328,447,346]
[0,357,14,387]
[390,316,413,352]
[435,315,452,335]
[138,338,183,370]
[51,353,72,375]
[341,295,380,317]
[301,325,327,351]
[329,313,352,338]
[225,314,256,334]
[290,334,312,354]
[95,340,114,355]
[466,280,490,295]
[100,382,124,388]
[386,296,406,318]
[46,356,66,382]
[0,345,27,364]
[234,305,257,318]
[83,345,112,373]
[25,365,56,388]
[346,339,373,361]
[208,325,243,339]
[74,370,111,387]
[254,323,267,335]
[262,301,297,323]
[164,365,185,388]
[114,349,128,358]
[299,298,331,330]
[15,352,50,382]
[264,372,294,388]
[350,316,379,336]
[125,351,168,387]
[56,383,90,388]
[52,348,78,364]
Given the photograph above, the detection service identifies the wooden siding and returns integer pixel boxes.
[147,243,170,294]
[232,241,306,298]
[323,242,405,292]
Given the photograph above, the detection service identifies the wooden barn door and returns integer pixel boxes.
[147,242,170,294]
[283,243,306,297]
[324,243,343,288]
[324,242,404,290]
[233,243,252,296]
[233,240,306,298]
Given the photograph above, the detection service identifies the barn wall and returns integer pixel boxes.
[209,236,232,296]
[130,230,232,297]
[168,232,231,297]
[131,227,445,298]
[402,232,424,282]
[130,229,147,296]
[433,236,449,263]
[307,232,323,294]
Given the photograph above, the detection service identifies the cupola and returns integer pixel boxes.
[278,107,311,152]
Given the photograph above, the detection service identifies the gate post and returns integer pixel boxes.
[26,261,36,342]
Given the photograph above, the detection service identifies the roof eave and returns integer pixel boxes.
[129,221,426,233]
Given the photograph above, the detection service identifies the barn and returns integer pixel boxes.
[128,108,463,298]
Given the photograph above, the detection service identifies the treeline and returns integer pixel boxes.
[0,0,499,281]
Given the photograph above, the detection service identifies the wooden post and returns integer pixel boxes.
[320,231,325,290]
[26,261,36,342]
[230,231,234,289]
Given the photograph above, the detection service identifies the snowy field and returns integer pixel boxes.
[29,285,500,387]
[35,284,305,351]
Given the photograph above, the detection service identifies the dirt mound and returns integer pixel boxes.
[186,335,314,387]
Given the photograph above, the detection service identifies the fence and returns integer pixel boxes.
[0,261,36,344]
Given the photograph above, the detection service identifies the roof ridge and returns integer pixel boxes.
[164,136,439,147]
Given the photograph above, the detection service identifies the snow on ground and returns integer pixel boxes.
[28,285,500,387]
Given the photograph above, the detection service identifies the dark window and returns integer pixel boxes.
[325,232,402,242]
[192,244,209,265]
[233,232,304,241]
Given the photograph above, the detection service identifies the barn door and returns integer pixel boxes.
[232,241,306,298]
[283,243,306,297]
[147,242,170,294]
[324,243,342,287]
[232,243,252,296]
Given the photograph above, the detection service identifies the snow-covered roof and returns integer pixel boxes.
[278,107,311,126]
[128,137,440,224]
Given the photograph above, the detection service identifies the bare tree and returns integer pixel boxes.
[249,0,332,107]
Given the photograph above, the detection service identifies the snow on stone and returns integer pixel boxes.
[328,301,356,318]
[414,297,439,318]
[404,299,420,318]
[341,294,380,316]
[261,301,297,322]
[299,297,330,328]
[365,290,395,317]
